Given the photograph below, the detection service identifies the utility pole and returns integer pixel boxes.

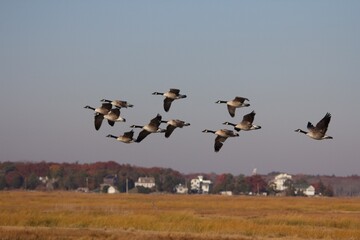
[126,178,129,194]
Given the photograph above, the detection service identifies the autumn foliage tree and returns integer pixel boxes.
[212,173,235,193]
[313,180,334,197]
[0,161,356,196]
[5,171,23,189]
[0,161,186,192]
[245,175,268,194]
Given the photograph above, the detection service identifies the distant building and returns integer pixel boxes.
[38,176,58,191]
[220,191,233,196]
[76,187,89,193]
[100,175,119,194]
[175,183,188,194]
[304,185,315,196]
[107,185,118,194]
[294,184,315,196]
[103,175,118,185]
[190,176,212,194]
[272,173,292,191]
[135,177,156,189]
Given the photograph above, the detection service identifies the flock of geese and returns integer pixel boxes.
[84,88,333,152]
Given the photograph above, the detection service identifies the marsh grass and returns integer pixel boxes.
[0,191,359,240]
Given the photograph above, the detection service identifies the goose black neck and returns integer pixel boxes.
[204,130,216,134]
[84,106,95,110]
[296,129,307,134]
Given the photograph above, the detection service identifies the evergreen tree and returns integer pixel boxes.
[27,173,40,190]
[0,175,7,190]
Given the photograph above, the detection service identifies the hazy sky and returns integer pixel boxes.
[1,1,359,176]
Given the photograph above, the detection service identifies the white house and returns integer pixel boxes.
[174,184,188,194]
[272,173,292,191]
[295,185,315,196]
[190,176,212,194]
[100,175,119,194]
[304,185,315,196]
[135,177,156,189]
[107,185,118,194]
[220,191,233,196]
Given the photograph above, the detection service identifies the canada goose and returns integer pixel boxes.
[104,108,126,127]
[130,114,166,142]
[152,88,187,112]
[84,103,112,130]
[223,111,261,131]
[101,99,134,108]
[202,129,239,152]
[160,119,190,138]
[84,103,112,115]
[106,130,134,144]
[215,96,250,117]
[295,112,333,140]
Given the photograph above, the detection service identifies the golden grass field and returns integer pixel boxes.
[0,191,359,240]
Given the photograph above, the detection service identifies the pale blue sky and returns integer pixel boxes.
[1,1,359,176]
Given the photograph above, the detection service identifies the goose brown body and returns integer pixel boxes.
[223,111,261,131]
[295,113,333,140]
[202,129,239,152]
[215,96,250,117]
[106,130,135,144]
[131,114,166,143]
[101,99,134,108]
[84,103,113,130]
[161,119,190,138]
[152,88,187,112]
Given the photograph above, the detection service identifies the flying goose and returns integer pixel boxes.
[130,114,166,143]
[152,88,187,112]
[101,99,134,108]
[106,130,135,144]
[104,108,126,127]
[295,112,333,140]
[215,96,250,117]
[84,103,112,115]
[84,103,113,130]
[160,119,190,138]
[202,129,239,152]
[223,111,261,131]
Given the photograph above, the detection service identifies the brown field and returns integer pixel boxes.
[0,191,359,240]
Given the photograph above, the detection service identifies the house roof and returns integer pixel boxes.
[274,173,292,180]
[137,177,155,183]
[104,175,117,179]
[294,183,314,190]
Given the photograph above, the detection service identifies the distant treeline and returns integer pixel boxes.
[0,161,359,196]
